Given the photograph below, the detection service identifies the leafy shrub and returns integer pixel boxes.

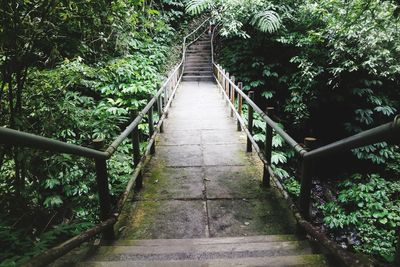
[320,174,400,262]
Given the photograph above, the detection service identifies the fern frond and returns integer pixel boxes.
[185,0,211,15]
[251,10,281,33]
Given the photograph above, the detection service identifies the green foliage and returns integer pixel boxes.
[185,0,283,37]
[283,177,301,197]
[216,0,400,263]
[320,174,400,262]
[250,10,281,34]
[0,0,188,265]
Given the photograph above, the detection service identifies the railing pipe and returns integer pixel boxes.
[131,111,143,190]
[304,118,400,160]
[237,82,243,131]
[105,96,157,157]
[93,139,115,240]
[225,72,230,103]
[23,217,116,267]
[230,76,235,117]
[214,64,305,156]
[157,95,164,133]
[148,105,155,155]
[299,137,317,220]
[0,127,108,159]
[263,107,274,187]
[247,91,255,153]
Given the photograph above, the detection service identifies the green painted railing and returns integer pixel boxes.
[211,24,400,267]
[0,19,210,267]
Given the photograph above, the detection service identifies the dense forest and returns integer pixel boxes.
[1,0,399,266]
[192,0,400,263]
[0,1,191,265]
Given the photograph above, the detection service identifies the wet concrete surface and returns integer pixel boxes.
[118,81,297,239]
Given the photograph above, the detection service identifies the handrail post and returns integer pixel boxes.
[221,69,225,98]
[263,107,274,187]
[93,139,115,240]
[237,82,243,131]
[299,137,317,220]
[148,105,155,155]
[131,111,143,190]
[163,86,168,118]
[247,91,255,152]
[225,72,230,105]
[396,226,400,265]
[157,95,164,133]
[230,76,235,117]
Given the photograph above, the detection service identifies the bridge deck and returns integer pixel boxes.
[116,80,297,239]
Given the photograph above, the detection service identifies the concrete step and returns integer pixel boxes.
[82,255,327,267]
[186,51,210,54]
[186,53,210,56]
[187,51,210,55]
[184,66,213,71]
[182,76,214,81]
[188,45,210,48]
[188,47,211,52]
[90,240,313,261]
[184,64,212,69]
[113,235,299,246]
[186,57,211,61]
[187,51,211,54]
[80,236,328,267]
[186,53,211,57]
[185,59,211,63]
[183,71,213,76]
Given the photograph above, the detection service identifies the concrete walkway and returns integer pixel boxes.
[116,81,297,240]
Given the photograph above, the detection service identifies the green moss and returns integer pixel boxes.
[251,189,297,235]
[121,200,162,239]
[140,161,168,200]
[115,162,167,239]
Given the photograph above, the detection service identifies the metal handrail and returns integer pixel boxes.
[211,23,400,266]
[214,64,306,155]
[9,19,212,267]
[105,19,210,157]
[305,116,400,160]
[0,127,108,159]
[0,19,210,159]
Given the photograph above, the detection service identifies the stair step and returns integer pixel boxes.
[184,71,213,76]
[188,47,211,51]
[82,254,327,267]
[187,54,210,57]
[112,235,299,246]
[186,57,211,60]
[186,59,211,63]
[186,57,211,61]
[91,240,313,261]
[184,65,212,69]
[186,54,211,57]
[186,53,210,56]
[184,69,212,72]
[184,73,212,77]
[188,44,210,48]
[187,51,211,54]
[186,51,210,54]
[182,76,214,81]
